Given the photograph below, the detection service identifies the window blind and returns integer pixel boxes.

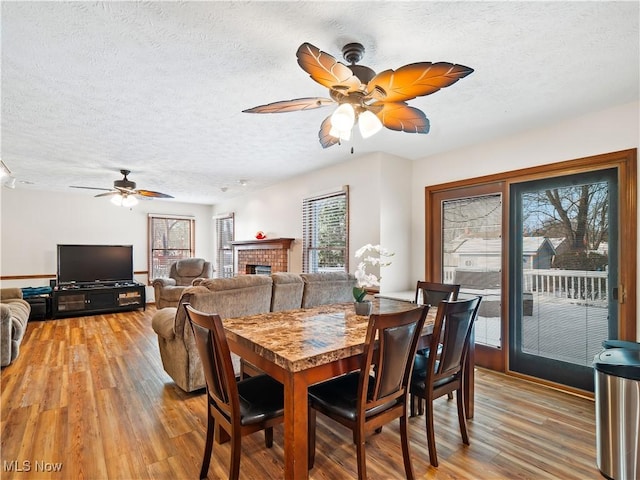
[302,186,349,273]
[215,214,234,278]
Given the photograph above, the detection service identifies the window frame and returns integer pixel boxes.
[302,186,350,273]
[214,213,235,278]
[147,214,195,283]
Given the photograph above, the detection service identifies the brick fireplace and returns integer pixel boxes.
[231,238,294,275]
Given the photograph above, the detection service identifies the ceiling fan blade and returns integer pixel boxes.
[367,62,474,102]
[375,102,430,133]
[136,189,173,199]
[243,97,334,114]
[69,185,113,192]
[94,191,120,198]
[296,43,362,93]
[318,115,340,149]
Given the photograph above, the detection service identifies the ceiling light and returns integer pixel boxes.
[111,193,138,207]
[330,103,355,131]
[358,110,383,138]
[329,125,352,141]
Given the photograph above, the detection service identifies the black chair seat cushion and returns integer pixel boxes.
[411,372,457,394]
[237,374,285,425]
[308,372,398,421]
[411,357,456,392]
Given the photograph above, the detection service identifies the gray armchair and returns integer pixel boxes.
[152,258,213,309]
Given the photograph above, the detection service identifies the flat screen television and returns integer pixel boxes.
[57,244,134,285]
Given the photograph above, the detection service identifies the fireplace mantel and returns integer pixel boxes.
[231,238,295,274]
[231,238,294,250]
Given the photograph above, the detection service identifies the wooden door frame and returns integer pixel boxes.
[425,149,637,378]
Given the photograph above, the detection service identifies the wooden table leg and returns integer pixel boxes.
[283,372,309,480]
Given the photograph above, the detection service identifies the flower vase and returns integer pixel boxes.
[354,300,372,316]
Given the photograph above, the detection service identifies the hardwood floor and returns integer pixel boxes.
[1,307,601,479]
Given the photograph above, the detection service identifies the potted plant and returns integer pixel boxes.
[353,244,394,315]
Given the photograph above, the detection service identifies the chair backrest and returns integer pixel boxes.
[184,304,239,421]
[427,297,481,383]
[358,306,429,413]
[415,281,460,306]
[170,258,213,286]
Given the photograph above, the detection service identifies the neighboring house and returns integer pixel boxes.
[452,238,502,270]
[522,237,557,269]
[451,236,558,270]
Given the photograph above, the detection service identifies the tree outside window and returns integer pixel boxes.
[148,215,195,281]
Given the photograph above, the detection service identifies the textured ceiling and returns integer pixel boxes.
[2,1,639,205]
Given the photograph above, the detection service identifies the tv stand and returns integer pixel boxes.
[52,283,145,319]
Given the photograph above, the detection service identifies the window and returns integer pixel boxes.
[215,213,234,278]
[148,215,195,281]
[302,186,349,273]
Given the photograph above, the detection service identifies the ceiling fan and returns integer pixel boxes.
[70,169,173,206]
[243,42,474,148]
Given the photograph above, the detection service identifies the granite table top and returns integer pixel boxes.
[223,298,433,373]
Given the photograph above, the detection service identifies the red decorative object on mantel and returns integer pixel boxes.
[255,231,266,240]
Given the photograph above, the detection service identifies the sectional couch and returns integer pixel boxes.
[151,272,356,392]
[1,288,31,367]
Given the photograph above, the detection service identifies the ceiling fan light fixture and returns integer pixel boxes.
[244,42,473,149]
[111,193,138,207]
[358,110,383,138]
[330,103,355,131]
[329,125,352,141]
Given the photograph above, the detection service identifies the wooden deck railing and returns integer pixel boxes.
[443,267,608,302]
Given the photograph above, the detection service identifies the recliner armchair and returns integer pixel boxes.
[152,258,213,309]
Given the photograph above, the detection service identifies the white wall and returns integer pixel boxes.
[409,101,640,337]
[0,189,215,301]
[379,155,413,291]
[212,152,413,290]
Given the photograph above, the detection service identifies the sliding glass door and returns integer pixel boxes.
[509,169,618,391]
[426,149,635,393]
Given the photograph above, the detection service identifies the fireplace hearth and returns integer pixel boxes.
[246,264,272,275]
[231,238,294,275]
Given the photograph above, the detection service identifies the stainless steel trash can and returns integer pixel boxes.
[593,345,640,480]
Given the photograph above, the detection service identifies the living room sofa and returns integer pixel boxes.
[151,272,356,392]
[1,288,31,367]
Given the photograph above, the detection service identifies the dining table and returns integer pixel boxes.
[222,297,475,480]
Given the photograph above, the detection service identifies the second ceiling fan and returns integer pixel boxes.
[70,169,173,207]
[243,42,474,148]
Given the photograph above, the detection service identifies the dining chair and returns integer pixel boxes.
[414,281,460,306]
[409,296,481,467]
[307,305,429,480]
[184,304,285,480]
[413,281,461,408]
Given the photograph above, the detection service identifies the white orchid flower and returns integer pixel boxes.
[353,244,394,291]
